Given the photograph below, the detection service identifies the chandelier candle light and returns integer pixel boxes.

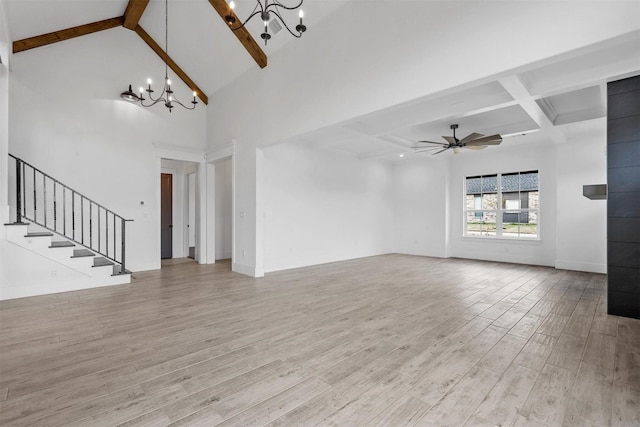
[225,0,306,45]
[120,0,198,112]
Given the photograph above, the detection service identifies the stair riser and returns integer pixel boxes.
[8,233,116,278]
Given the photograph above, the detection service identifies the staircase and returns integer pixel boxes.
[3,154,132,298]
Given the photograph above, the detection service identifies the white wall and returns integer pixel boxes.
[393,158,448,258]
[448,144,557,267]
[555,121,608,273]
[0,0,10,225]
[207,1,638,276]
[263,142,394,272]
[214,158,232,260]
[7,27,207,272]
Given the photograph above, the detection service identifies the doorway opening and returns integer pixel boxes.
[160,159,199,265]
[160,173,173,259]
[214,157,233,263]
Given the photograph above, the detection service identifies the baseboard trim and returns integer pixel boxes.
[232,262,264,278]
[555,260,607,274]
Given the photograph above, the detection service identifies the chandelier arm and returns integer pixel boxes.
[170,99,197,110]
[228,9,265,31]
[270,9,302,37]
[266,0,303,11]
[140,97,166,108]
[146,83,169,104]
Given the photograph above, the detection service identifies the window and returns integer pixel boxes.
[465,170,539,239]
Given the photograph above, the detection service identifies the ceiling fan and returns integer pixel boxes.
[414,124,502,155]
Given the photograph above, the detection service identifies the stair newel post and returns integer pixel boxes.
[120,218,126,274]
[15,158,23,223]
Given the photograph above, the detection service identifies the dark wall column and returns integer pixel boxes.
[607,75,640,319]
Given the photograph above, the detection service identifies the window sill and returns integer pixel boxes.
[461,236,542,244]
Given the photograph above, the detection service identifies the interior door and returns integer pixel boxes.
[160,173,173,259]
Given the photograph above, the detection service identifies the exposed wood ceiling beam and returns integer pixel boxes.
[134,25,209,105]
[207,0,267,69]
[13,17,124,53]
[123,0,150,30]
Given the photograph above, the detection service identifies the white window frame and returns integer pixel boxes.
[464,171,539,240]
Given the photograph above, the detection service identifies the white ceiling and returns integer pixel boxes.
[4,1,640,160]
[290,31,640,161]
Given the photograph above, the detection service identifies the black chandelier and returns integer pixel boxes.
[120,0,198,112]
[225,0,306,45]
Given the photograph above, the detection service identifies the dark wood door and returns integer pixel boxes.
[160,173,173,259]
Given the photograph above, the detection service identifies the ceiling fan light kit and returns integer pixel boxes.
[121,0,198,112]
[225,0,306,45]
[414,124,503,155]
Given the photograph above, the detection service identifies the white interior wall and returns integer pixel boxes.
[7,27,207,272]
[393,158,448,258]
[0,0,10,225]
[555,121,608,273]
[208,1,638,276]
[448,144,557,267]
[263,142,394,273]
[214,158,232,260]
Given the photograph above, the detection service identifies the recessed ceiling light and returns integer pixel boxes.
[399,154,405,158]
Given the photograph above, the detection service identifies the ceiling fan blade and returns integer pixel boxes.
[432,147,449,155]
[414,147,443,153]
[464,145,487,150]
[442,136,457,145]
[416,140,448,146]
[466,134,503,146]
[459,132,484,144]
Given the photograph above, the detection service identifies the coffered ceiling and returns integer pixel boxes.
[291,32,640,161]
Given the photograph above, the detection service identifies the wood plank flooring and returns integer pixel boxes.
[1,255,639,426]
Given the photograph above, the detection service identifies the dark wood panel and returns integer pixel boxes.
[607,90,640,120]
[608,166,640,193]
[608,218,640,243]
[608,75,640,95]
[607,116,640,144]
[608,266,640,293]
[608,241,640,269]
[608,191,640,218]
[608,291,640,319]
[607,140,640,167]
[13,17,123,53]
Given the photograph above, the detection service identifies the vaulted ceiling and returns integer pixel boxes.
[5,0,347,100]
[4,1,640,161]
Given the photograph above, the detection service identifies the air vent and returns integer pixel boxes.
[269,19,282,35]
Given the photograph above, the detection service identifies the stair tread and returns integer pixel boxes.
[4,222,30,226]
[25,232,54,237]
[50,241,75,248]
[93,257,114,267]
[72,249,95,258]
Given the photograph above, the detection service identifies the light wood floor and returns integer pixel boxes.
[1,255,638,426]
